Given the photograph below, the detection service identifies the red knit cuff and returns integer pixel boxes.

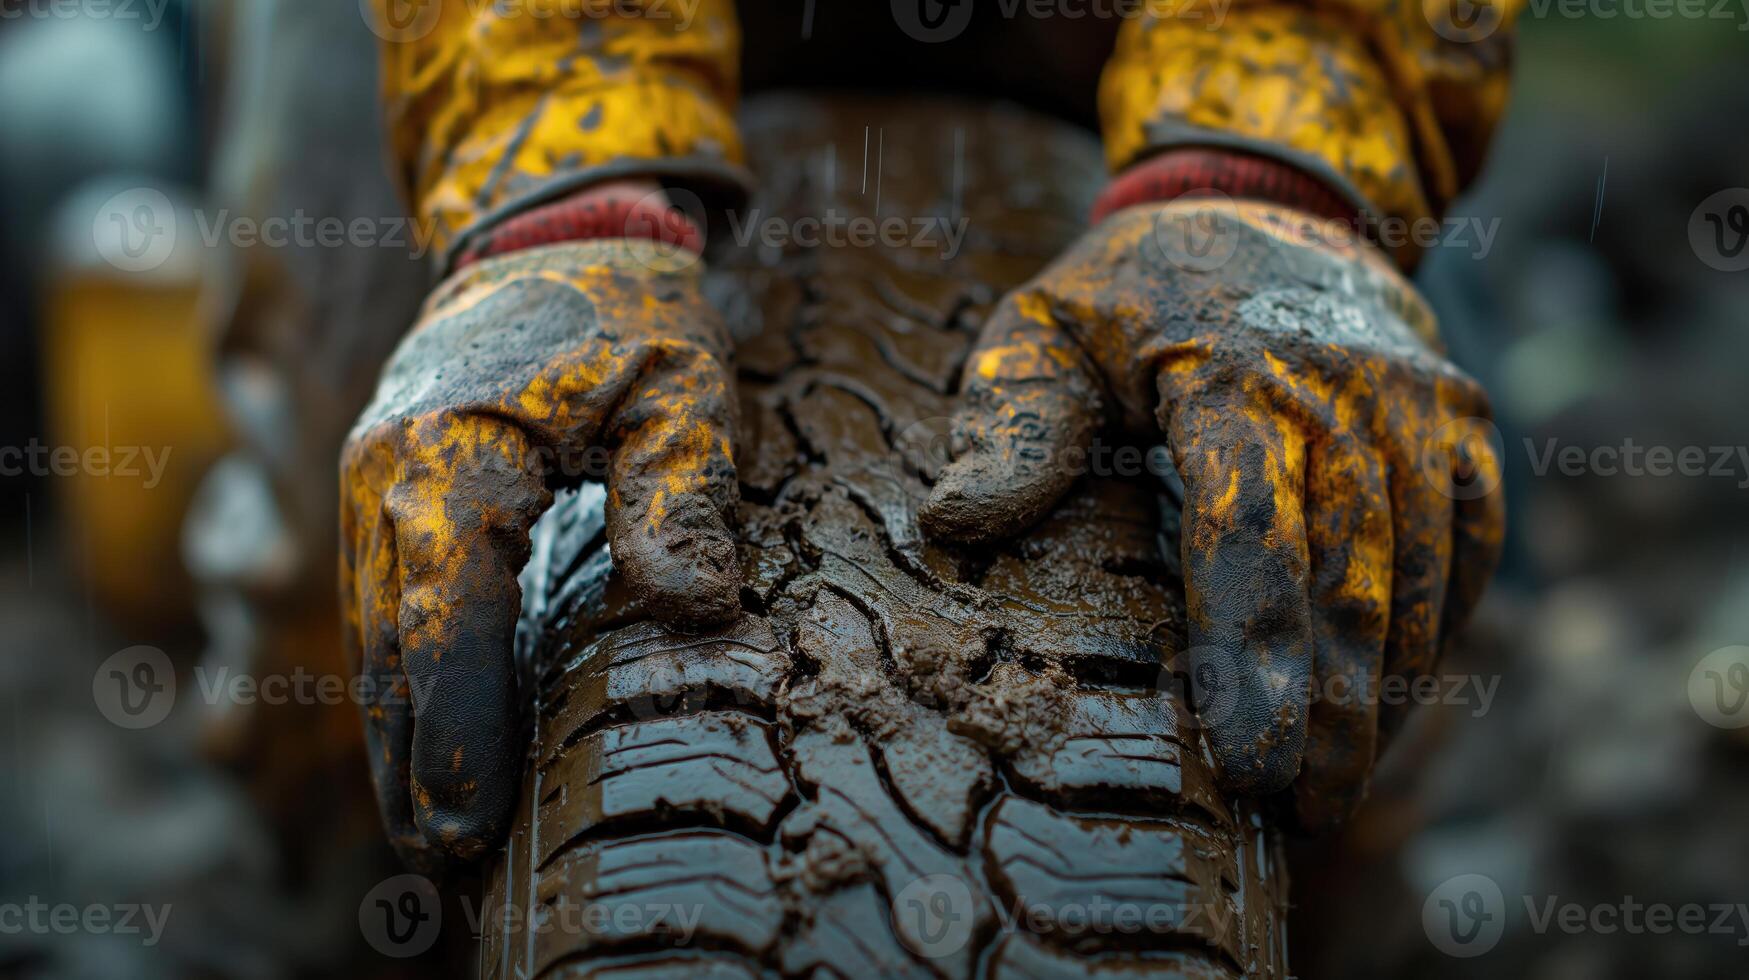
[453,190,704,271]
[1090,149,1363,230]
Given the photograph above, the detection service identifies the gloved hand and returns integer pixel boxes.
[340,238,741,868]
[920,200,1504,828]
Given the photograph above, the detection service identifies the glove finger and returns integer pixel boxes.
[604,338,743,627]
[387,415,552,862]
[1436,403,1507,644]
[1164,387,1313,797]
[1292,436,1391,831]
[1377,392,1458,739]
[920,293,1100,544]
[1376,395,1504,755]
[341,444,433,871]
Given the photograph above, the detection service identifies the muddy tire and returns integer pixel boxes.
[479,96,1291,979]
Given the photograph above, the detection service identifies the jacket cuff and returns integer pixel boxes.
[1099,7,1432,263]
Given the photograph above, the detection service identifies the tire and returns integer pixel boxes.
[479,95,1291,980]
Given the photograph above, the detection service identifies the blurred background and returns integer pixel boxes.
[0,2,1745,977]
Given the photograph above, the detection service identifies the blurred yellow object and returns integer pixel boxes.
[40,182,230,625]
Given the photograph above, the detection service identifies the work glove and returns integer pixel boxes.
[920,200,1504,828]
[340,238,741,868]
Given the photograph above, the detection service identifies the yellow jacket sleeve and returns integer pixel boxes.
[1099,0,1519,244]
[369,0,748,269]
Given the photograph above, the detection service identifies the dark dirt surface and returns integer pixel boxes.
[475,96,1291,979]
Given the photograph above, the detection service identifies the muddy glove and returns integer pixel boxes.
[340,238,741,868]
[920,200,1504,828]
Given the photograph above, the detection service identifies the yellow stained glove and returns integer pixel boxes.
[921,201,1504,827]
[340,239,741,867]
